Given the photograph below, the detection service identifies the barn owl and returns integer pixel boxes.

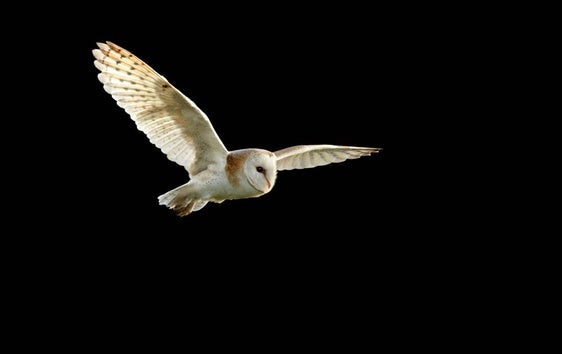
[92,41,381,216]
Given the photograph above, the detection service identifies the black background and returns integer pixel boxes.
[7,4,476,341]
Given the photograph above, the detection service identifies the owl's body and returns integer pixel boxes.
[93,42,381,216]
[160,148,277,216]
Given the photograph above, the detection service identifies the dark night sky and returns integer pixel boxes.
[27,3,458,277]
[14,1,461,253]
[21,6,450,255]
[4,5,482,342]
[2,5,501,343]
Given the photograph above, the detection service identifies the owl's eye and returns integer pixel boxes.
[256,166,265,173]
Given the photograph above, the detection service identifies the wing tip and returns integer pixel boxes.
[353,146,382,155]
[95,41,110,51]
[92,49,104,62]
[95,41,124,54]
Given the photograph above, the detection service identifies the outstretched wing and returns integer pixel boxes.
[92,41,228,176]
[274,145,381,171]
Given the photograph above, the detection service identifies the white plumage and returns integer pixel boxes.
[93,41,381,216]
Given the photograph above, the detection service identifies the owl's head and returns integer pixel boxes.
[243,149,278,194]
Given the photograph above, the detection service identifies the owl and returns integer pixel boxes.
[93,42,381,216]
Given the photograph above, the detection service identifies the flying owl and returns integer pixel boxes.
[92,41,381,216]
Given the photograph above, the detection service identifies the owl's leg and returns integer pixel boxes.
[158,183,206,217]
[174,200,197,217]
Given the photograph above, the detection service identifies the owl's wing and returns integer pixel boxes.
[274,145,381,171]
[92,41,228,176]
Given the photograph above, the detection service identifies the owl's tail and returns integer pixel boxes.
[158,183,208,217]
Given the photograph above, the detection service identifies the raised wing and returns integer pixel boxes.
[274,145,381,171]
[92,41,228,176]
